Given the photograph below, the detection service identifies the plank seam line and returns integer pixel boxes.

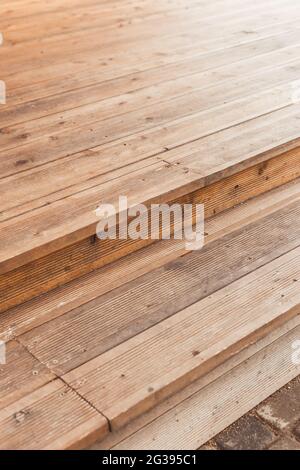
[0,158,161,219]
[4,182,298,340]
[4,0,284,48]
[14,336,111,432]
[4,98,293,213]
[4,0,226,44]
[1,98,297,219]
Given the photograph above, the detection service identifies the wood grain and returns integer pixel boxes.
[1,147,299,313]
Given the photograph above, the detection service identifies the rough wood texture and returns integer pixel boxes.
[0,340,54,409]
[1,148,299,313]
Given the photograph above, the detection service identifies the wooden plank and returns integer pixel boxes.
[1,147,299,313]
[0,379,108,450]
[63,247,300,429]
[19,197,300,375]
[0,340,54,409]
[112,324,300,450]
[1,178,299,340]
[1,2,300,317]
[93,315,300,450]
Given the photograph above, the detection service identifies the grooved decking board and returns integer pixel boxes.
[1,146,300,313]
[0,340,54,409]
[112,325,300,450]
[0,379,108,450]
[63,247,300,430]
[1,1,300,450]
[93,315,300,450]
[19,198,300,375]
[1,178,299,340]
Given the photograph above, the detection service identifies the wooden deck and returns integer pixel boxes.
[0,0,300,450]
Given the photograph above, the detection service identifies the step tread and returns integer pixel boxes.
[62,246,300,429]
[0,181,299,450]
[0,339,54,409]
[1,148,299,315]
[2,0,300,451]
[1,110,299,275]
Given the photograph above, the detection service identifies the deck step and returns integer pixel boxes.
[0,179,299,448]
[1,142,299,313]
[61,246,300,430]
[1,178,299,342]
[0,379,108,450]
[17,185,300,377]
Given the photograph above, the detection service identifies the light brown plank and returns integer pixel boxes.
[1,79,299,222]
[2,54,300,152]
[1,147,299,312]
[1,142,300,314]
[6,29,300,108]
[1,104,300,279]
